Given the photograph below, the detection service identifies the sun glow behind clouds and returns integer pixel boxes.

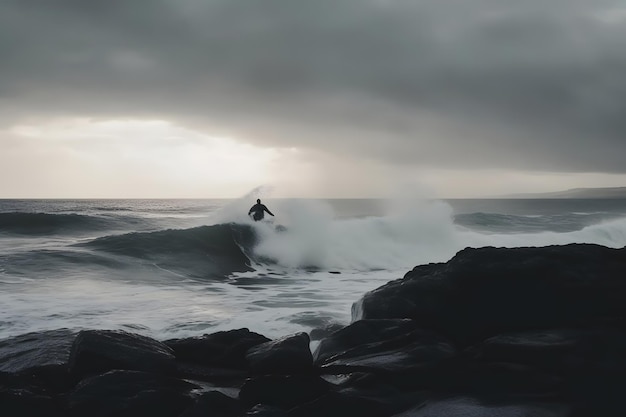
[3,118,297,198]
[4,118,626,199]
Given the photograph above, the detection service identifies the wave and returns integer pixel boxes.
[80,223,257,279]
[460,217,626,251]
[89,207,134,212]
[0,249,130,277]
[0,212,117,235]
[231,199,463,271]
[224,199,626,272]
[454,211,619,233]
[63,199,626,276]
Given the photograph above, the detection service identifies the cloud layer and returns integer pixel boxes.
[2,0,626,174]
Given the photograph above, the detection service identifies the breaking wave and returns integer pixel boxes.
[68,199,626,276]
[455,211,623,233]
[224,199,626,272]
[80,224,258,279]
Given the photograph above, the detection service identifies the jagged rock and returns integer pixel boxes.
[68,330,176,379]
[0,387,65,417]
[467,326,626,375]
[239,375,330,409]
[0,329,75,374]
[318,328,456,375]
[180,390,243,417]
[288,388,431,417]
[246,333,313,375]
[0,329,76,392]
[166,328,270,369]
[458,362,563,399]
[309,323,345,341]
[313,319,424,364]
[353,244,626,345]
[391,396,571,417]
[568,375,626,417]
[287,391,388,417]
[246,404,288,416]
[67,369,199,417]
[173,361,247,386]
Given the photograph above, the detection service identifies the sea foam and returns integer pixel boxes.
[213,197,626,271]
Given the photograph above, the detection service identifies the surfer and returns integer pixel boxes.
[248,199,274,222]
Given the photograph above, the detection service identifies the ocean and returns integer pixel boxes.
[1,197,626,341]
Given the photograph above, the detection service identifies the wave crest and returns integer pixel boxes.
[81,223,257,278]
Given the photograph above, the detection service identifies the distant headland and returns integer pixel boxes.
[502,186,626,199]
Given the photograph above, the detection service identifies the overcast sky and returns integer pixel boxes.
[1,0,625,198]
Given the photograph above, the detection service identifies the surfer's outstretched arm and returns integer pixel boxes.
[264,207,274,216]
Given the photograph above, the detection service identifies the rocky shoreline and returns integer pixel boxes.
[2,243,626,416]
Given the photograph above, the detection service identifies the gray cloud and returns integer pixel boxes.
[1,0,625,172]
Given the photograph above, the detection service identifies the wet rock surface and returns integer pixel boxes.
[165,328,271,370]
[1,244,625,416]
[353,244,626,345]
[246,332,313,375]
[68,329,176,379]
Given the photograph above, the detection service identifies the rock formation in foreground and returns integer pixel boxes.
[1,243,625,416]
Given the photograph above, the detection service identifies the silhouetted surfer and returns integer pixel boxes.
[248,199,274,221]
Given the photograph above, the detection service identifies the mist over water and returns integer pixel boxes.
[246,198,459,270]
[1,196,626,340]
[211,196,626,271]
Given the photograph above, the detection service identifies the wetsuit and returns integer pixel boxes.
[249,203,274,221]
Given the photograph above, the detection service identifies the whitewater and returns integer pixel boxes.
[1,197,626,341]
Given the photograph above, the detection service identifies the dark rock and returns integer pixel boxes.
[180,390,243,417]
[68,330,176,379]
[463,327,626,405]
[246,333,313,375]
[467,328,583,369]
[391,396,571,417]
[166,328,270,369]
[0,329,76,392]
[67,369,199,417]
[460,362,563,399]
[0,387,64,417]
[174,361,247,386]
[287,391,388,417]
[354,244,626,345]
[309,323,345,341]
[318,328,456,375]
[321,365,450,396]
[239,375,330,409]
[288,388,431,417]
[467,326,626,376]
[313,319,422,364]
[568,375,626,417]
[246,404,288,416]
[0,329,75,374]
